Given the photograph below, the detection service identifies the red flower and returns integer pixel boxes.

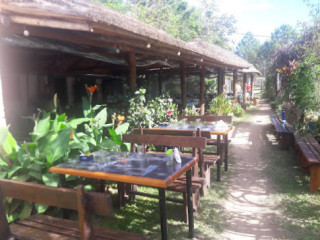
[167,109,172,115]
[87,85,97,93]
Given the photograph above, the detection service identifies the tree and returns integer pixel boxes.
[235,32,260,64]
[97,0,236,47]
[271,24,298,47]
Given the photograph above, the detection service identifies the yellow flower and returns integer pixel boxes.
[117,115,125,121]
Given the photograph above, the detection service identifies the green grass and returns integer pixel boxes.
[261,135,320,240]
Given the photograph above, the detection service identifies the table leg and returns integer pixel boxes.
[224,134,228,172]
[158,188,167,240]
[186,169,194,238]
[217,135,221,181]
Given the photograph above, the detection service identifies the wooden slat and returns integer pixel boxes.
[132,128,195,136]
[15,214,149,240]
[122,134,207,149]
[0,179,113,217]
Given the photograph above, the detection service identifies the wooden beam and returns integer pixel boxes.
[233,69,238,101]
[200,65,205,115]
[217,68,225,95]
[250,73,254,99]
[180,62,187,110]
[243,73,247,104]
[128,52,136,90]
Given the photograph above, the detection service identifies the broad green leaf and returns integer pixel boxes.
[8,166,22,178]
[0,171,7,179]
[35,203,48,214]
[50,129,71,163]
[95,108,107,128]
[84,184,94,191]
[82,97,90,117]
[0,157,8,167]
[2,131,18,155]
[57,113,66,122]
[19,201,32,219]
[108,129,122,145]
[115,123,129,135]
[0,126,8,145]
[28,162,43,172]
[68,118,90,129]
[33,116,50,141]
[17,148,30,166]
[66,174,78,181]
[12,174,29,182]
[92,104,104,111]
[42,173,60,187]
[28,170,42,181]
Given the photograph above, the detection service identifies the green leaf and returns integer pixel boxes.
[19,201,32,219]
[0,126,8,145]
[115,123,129,135]
[28,170,42,181]
[35,203,48,214]
[82,97,90,117]
[28,162,44,172]
[68,118,90,129]
[8,166,22,178]
[108,129,122,145]
[95,108,107,128]
[12,174,29,182]
[2,131,18,155]
[33,116,50,141]
[50,129,71,163]
[57,113,66,122]
[0,171,7,179]
[42,173,60,187]
[9,199,22,215]
[0,157,8,167]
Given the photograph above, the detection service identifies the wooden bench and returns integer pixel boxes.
[294,133,320,192]
[122,133,207,223]
[132,128,221,190]
[270,115,295,150]
[0,179,149,240]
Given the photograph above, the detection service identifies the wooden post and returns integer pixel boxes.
[233,69,238,101]
[250,73,254,99]
[158,72,162,96]
[128,52,136,90]
[243,73,247,104]
[217,68,225,95]
[0,31,6,127]
[180,62,186,109]
[200,65,205,115]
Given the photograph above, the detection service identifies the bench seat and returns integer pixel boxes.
[10,214,148,240]
[270,115,295,150]
[294,133,320,192]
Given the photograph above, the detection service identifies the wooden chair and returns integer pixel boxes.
[122,133,207,223]
[0,178,149,240]
[132,128,220,189]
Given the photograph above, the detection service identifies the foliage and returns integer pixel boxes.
[235,32,261,64]
[0,88,127,221]
[182,105,200,116]
[97,0,236,46]
[208,94,244,117]
[127,88,178,129]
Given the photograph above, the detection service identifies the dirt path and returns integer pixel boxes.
[220,101,287,240]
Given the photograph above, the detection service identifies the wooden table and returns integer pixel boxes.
[50,151,197,240]
[154,123,233,174]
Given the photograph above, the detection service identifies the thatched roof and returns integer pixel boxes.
[0,0,251,70]
[240,65,262,75]
[187,39,251,69]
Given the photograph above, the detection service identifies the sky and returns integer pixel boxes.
[191,0,316,47]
